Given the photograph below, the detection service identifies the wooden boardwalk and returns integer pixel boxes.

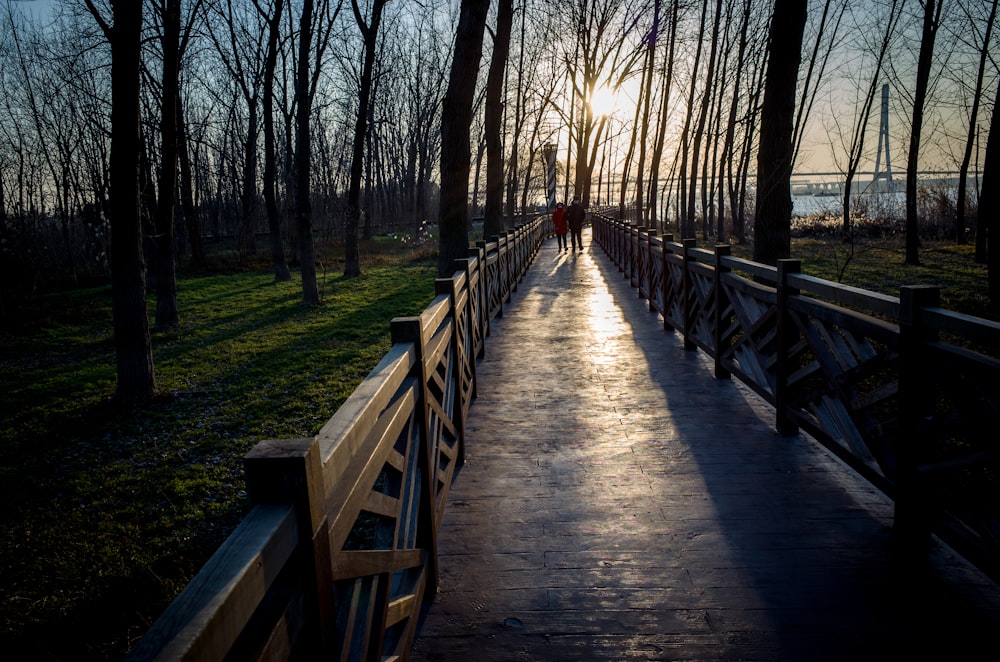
[410,229,1000,661]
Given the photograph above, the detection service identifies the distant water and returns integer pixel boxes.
[791,190,908,219]
[792,194,842,218]
[789,174,958,219]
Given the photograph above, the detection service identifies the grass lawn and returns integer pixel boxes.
[0,243,437,659]
[730,236,998,322]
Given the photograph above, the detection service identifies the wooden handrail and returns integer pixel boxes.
[592,215,1000,582]
[127,218,545,661]
[124,503,299,660]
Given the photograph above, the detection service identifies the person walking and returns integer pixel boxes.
[552,202,568,251]
[566,198,585,252]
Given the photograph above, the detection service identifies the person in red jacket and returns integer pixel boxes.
[552,202,568,251]
[566,198,586,252]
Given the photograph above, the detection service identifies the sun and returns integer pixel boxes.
[589,85,617,118]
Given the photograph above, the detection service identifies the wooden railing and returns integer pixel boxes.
[593,216,1000,580]
[126,219,544,661]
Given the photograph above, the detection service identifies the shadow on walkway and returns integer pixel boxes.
[411,230,1000,661]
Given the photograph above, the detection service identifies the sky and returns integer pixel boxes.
[7,0,55,24]
[5,0,983,181]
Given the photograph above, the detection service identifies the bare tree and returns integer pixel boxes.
[84,0,156,402]
[834,0,903,235]
[344,0,389,278]
[293,0,344,303]
[618,0,661,225]
[791,0,849,164]
[753,0,807,265]
[506,0,527,229]
[979,76,1000,301]
[252,0,291,281]
[647,0,680,233]
[397,7,446,234]
[484,0,514,240]
[176,95,205,265]
[688,0,722,240]
[957,0,997,249]
[205,0,270,258]
[295,0,320,304]
[152,0,203,332]
[438,0,489,275]
[562,0,647,206]
[675,0,708,238]
[905,0,944,266]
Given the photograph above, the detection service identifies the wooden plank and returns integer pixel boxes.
[386,594,418,628]
[317,343,415,475]
[330,550,425,581]
[124,505,298,661]
[788,272,899,319]
[327,386,419,551]
[413,235,1000,661]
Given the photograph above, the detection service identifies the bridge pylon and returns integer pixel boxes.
[872,84,895,193]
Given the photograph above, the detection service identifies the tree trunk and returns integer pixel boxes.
[484,0,513,240]
[505,2,528,231]
[905,0,942,266]
[753,0,806,266]
[263,0,291,282]
[176,95,204,265]
[648,0,679,233]
[438,0,489,275]
[346,0,388,278]
[723,0,750,242]
[979,77,1000,303]
[736,50,766,244]
[689,0,721,240]
[100,0,156,401]
[677,0,708,238]
[959,0,997,247]
[239,100,259,257]
[296,0,320,304]
[154,0,181,333]
[635,2,659,226]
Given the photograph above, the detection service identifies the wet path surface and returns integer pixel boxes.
[410,229,1000,661]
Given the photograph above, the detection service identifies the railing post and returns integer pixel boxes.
[436,272,469,459]
[775,259,801,435]
[894,284,940,564]
[390,315,442,592]
[617,222,626,273]
[466,246,487,359]
[682,238,697,350]
[609,219,617,265]
[506,230,517,293]
[606,218,611,262]
[623,224,632,276]
[661,234,675,333]
[713,244,732,380]
[513,225,524,283]
[632,225,640,282]
[646,229,658,310]
[491,235,507,317]
[632,227,646,288]
[617,219,625,269]
[244,437,332,650]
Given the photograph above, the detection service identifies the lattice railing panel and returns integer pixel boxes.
[786,300,900,478]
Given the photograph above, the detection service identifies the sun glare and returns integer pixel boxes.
[589,85,617,117]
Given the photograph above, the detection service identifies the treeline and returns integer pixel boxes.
[2,0,999,397]
[0,0,455,295]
